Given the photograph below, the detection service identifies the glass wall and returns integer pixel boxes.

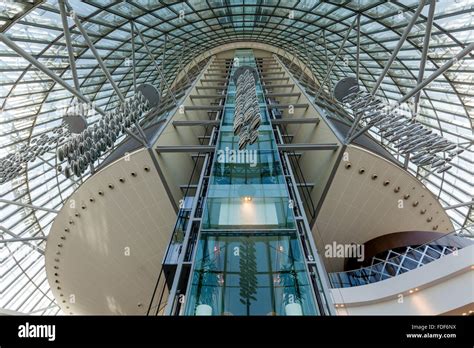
[201,49,294,230]
[185,232,317,315]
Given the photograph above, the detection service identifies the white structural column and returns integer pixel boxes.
[58,0,80,91]
[414,0,436,117]
[69,5,125,102]
[131,20,137,93]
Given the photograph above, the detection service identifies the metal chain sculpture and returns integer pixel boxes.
[0,126,71,184]
[0,87,154,184]
[334,77,463,173]
[233,67,261,150]
[57,91,151,178]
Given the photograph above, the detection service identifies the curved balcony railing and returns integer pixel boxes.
[329,229,473,288]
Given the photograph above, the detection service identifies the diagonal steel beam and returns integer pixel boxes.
[444,200,474,210]
[69,5,125,102]
[27,304,60,315]
[356,13,361,81]
[132,22,177,105]
[372,0,427,95]
[303,34,321,84]
[414,0,436,117]
[131,20,137,93]
[176,40,190,86]
[0,198,59,214]
[59,1,97,176]
[308,32,323,85]
[395,42,474,108]
[58,0,80,91]
[134,122,149,146]
[323,29,331,95]
[302,37,311,80]
[0,236,47,243]
[315,16,357,100]
[124,128,147,147]
[0,226,44,254]
[349,42,474,143]
[0,33,105,117]
[37,154,79,185]
[404,1,436,169]
[159,34,168,97]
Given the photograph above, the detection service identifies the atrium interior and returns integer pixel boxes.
[0,0,473,316]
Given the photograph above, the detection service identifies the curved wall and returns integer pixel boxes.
[345,230,470,269]
[45,149,176,314]
[312,145,454,272]
[331,245,474,315]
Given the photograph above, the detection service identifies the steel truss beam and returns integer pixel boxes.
[58,0,80,91]
[315,16,357,100]
[0,198,59,214]
[0,226,44,254]
[444,200,474,210]
[277,143,339,151]
[131,20,137,93]
[68,3,125,102]
[172,120,220,127]
[0,33,105,116]
[372,0,427,94]
[271,118,320,125]
[0,236,47,243]
[414,0,436,117]
[132,22,177,105]
[356,13,361,81]
[155,145,216,153]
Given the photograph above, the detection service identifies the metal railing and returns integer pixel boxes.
[329,229,473,288]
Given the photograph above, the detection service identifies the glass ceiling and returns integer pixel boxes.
[0,0,472,315]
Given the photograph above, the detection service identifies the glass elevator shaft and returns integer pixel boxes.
[158,50,333,316]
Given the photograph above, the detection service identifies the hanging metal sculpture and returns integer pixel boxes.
[233,68,261,150]
[58,91,151,178]
[0,91,152,184]
[0,126,71,184]
[334,77,463,173]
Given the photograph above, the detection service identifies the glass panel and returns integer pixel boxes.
[202,50,294,230]
[185,232,318,316]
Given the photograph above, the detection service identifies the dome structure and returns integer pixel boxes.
[0,0,472,315]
